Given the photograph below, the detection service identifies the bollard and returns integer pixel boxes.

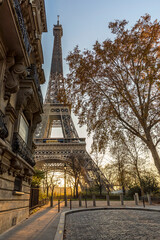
[70,199,72,210]
[120,194,124,206]
[85,197,87,208]
[106,194,110,206]
[135,193,139,203]
[147,194,152,205]
[50,196,53,207]
[142,197,145,208]
[93,194,96,207]
[79,194,82,207]
[134,194,138,205]
[58,199,60,212]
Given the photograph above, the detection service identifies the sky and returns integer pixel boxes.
[41,0,160,155]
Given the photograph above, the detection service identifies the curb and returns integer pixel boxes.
[54,206,160,240]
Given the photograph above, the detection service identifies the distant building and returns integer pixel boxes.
[0,0,47,233]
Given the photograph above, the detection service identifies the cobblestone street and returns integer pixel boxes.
[64,209,160,240]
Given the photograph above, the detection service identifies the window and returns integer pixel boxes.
[14,176,22,192]
[19,114,29,143]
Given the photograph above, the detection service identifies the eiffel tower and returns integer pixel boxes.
[34,17,110,191]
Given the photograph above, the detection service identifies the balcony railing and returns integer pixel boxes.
[13,0,31,55]
[12,132,35,167]
[27,64,43,106]
[0,110,8,140]
[34,138,86,144]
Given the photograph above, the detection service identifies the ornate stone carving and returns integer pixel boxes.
[0,162,9,174]
[32,112,42,133]
[11,158,23,170]
[0,147,9,174]
[0,110,8,140]
[4,56,27,100]
[5,103,17,120]
[24,168,33,177]
[16,87,34,110]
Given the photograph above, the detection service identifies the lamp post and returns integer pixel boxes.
[85,182,87,208]
[64,163,67,206]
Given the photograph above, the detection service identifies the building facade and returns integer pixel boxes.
[0,0,47,233]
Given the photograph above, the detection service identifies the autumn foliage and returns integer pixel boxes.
[62,15,160,174]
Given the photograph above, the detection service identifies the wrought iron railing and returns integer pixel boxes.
[34,138,86,144]
[27,64,43,105]
[13,0,31,55]
[0,110,8,140]
[12,132,35,167]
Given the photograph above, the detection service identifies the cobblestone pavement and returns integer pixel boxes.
[64,209,160,240]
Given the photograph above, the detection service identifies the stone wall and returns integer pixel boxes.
[0,173,30,234]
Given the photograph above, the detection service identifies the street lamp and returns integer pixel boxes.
[64,163,67,206]
[85,182,88,198]
[85,182,88,208]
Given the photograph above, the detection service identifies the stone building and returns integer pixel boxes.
[0,0,47,233]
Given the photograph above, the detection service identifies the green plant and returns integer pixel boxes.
[32,169,45,187]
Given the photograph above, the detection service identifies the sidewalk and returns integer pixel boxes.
[0,202,65,240]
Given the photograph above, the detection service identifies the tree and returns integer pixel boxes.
[66,175,74,197]
[68,153,83,198]
[141,172,159,194]
[111,131,148,194]
[104,130,160,195]
[109,145,129,194]
[63,14,160,174]
[42,167,58,197]
[92,153,104,196]
[32,168,45,187]
[49,173,59,198]
[128,172,159,197]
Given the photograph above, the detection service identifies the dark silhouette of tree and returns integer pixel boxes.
[68,153,83,198]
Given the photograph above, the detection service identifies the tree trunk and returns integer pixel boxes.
[74,176,77,198]
[76,183,79,198]
[122,185,125,195]
[73,185,76,198]
[51,188,54,198]
[99,184,102,197]
[146,138,160,174]
[47,186,49,197]
[134,162,144,195]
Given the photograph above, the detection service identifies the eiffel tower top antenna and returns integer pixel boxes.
[57,15,60,25]
[45,15,63,103]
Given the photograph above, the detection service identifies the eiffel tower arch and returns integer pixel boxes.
[34,17,111,191]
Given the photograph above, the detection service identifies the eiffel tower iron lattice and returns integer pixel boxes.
[34,17,111,191]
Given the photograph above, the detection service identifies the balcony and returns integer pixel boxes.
[27,64,43,106]
[12,132,35,167]
[13,0,31,55]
